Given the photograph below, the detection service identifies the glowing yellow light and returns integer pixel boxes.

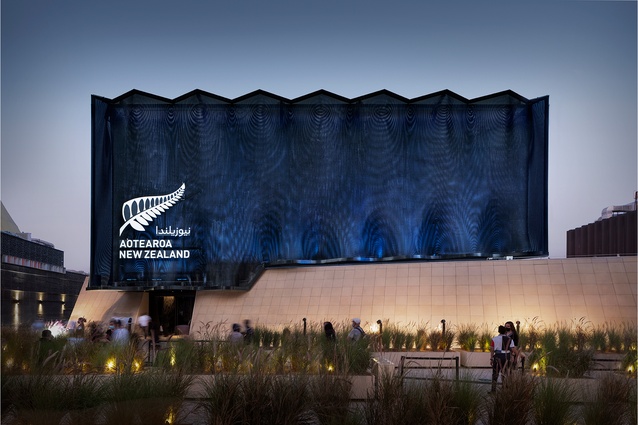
[165,408,175,424]
[106,358,116,371]
[532,363,539,372]
[133,361,141,372]
[627,365,634,373]
[327,364,334,372]
[370,324,380,334]
[170,354,176,366]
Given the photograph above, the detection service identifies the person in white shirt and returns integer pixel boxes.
[137,314,152,338]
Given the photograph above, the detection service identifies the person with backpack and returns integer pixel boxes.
[348,318,366,342]
[490,325,519,392]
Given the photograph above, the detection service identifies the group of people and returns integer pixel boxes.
[490,320,524,392]
[226,318,365,346]
[106,319,132,344]
[36,314,169,351]
[323,318,367,342]
[69,313,523,391]
[228,319,254,344]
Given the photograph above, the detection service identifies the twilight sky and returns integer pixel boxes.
[1,0,636,273]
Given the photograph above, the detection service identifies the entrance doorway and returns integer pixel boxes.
[148,291,195,336]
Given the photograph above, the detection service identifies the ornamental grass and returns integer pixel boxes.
[1,318,637,424]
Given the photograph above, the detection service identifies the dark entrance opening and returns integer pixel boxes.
[148,290,195,336]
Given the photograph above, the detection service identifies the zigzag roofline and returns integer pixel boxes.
[93,88,546,105]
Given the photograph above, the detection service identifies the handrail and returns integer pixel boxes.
[399,355,460,381]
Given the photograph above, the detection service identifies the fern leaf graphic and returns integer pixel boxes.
[119,183,186,236]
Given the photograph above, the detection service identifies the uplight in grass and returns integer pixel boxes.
[327,364,334,372]
[170,353,176,366]
[165,407,176,424]
[370,323,380,334]
[532,363,539,373]
[627,365,634,374]
[106,358,116,371]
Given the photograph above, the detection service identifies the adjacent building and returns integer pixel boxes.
[567,199,637,258]
[1,202,86,327]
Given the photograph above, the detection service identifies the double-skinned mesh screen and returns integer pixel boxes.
[91,90,548,290]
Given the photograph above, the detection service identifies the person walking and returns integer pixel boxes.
[137,313,152,339]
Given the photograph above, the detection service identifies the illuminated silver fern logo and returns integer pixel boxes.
[119,183,186,236]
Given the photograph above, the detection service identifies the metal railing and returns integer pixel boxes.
[399,355,460,381]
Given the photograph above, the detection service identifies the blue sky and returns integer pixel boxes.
[2,0,636,272]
